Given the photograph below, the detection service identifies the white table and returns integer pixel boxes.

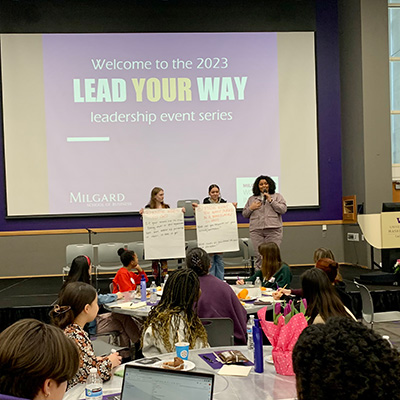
[104,291,157,318]
[105,287,274,317]
[63,346,297,400]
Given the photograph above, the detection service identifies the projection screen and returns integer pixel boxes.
[1,32,318,216]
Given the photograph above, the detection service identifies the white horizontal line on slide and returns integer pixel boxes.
[67,137,110,142]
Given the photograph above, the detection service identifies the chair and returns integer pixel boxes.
[177,199,199,223]
[201,318,234,346]
[91,334,123,354]
[96,243,124,287]
[354,280,400,329]
[222,238,250,270]
[242,238,256,274]
[62,244,94,279]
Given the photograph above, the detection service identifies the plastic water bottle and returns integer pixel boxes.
[254,277,262,297]
[85,368,103,400]
[253,319,264,373]
[140,274,147,302]
[247,315,255,352]
[150,281,157,304]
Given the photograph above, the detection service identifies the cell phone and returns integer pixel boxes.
[134,357,162,365]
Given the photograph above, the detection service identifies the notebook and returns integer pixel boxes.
[117,363,215,400]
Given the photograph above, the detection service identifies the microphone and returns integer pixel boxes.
[263,189,268,205]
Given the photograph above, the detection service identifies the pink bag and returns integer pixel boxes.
[258,307,308,376]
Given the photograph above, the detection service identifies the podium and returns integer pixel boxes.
[358,212,400,282]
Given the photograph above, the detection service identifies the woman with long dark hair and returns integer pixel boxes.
[51,282,121,389]
[301,268,356,324]
[193,183,238,280]
[242,175,287,269]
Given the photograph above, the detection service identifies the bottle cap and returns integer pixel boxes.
[90,367,97,373]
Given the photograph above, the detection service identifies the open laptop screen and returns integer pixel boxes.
[121,364,214,400]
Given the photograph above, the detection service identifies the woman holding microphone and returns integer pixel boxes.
[242,175,287,269]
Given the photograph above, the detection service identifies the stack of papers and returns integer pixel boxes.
[109,301,147,309]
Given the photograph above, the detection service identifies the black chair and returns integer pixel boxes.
[201,317,234,346]
[354,280,400,329]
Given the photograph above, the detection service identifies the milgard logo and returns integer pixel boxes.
[70,192,125,203]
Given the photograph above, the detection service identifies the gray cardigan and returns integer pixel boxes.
[242,193,287,231]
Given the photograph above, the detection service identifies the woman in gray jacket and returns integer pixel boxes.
[242,175,287,269]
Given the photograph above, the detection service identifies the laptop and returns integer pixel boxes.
[113,363,215,400]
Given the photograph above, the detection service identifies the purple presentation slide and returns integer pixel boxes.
[42,33,280,214]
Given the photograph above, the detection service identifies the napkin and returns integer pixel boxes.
[218,365,252,377]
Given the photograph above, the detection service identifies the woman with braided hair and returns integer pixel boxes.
[186,247,247,345]
[141,269,209,356]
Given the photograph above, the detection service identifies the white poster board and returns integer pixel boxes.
[381,211,400,248]
[143,208,185,259]
[195,203,239,253]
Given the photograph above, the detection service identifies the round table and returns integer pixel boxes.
[63,346,297,400]
[105,288,274,317]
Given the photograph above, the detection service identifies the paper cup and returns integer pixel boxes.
[175,342,189,360]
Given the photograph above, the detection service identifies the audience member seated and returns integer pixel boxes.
[113,248,148,293]
[293,317,400,399]
[315,257,354,313]
[302,268,356,324]
[237,242,292,289]
[313,246,335,263]
[141,269,209,356]
[0,318,79,400]
[62,255,142,356]
[272,249,354,315]
[51,281,121,389]
[186,247,247,345]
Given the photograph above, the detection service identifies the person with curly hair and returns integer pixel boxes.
[242,175,287,269]
[293,317,400,400]
[186,247,247,345]
[141,269,209,356]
